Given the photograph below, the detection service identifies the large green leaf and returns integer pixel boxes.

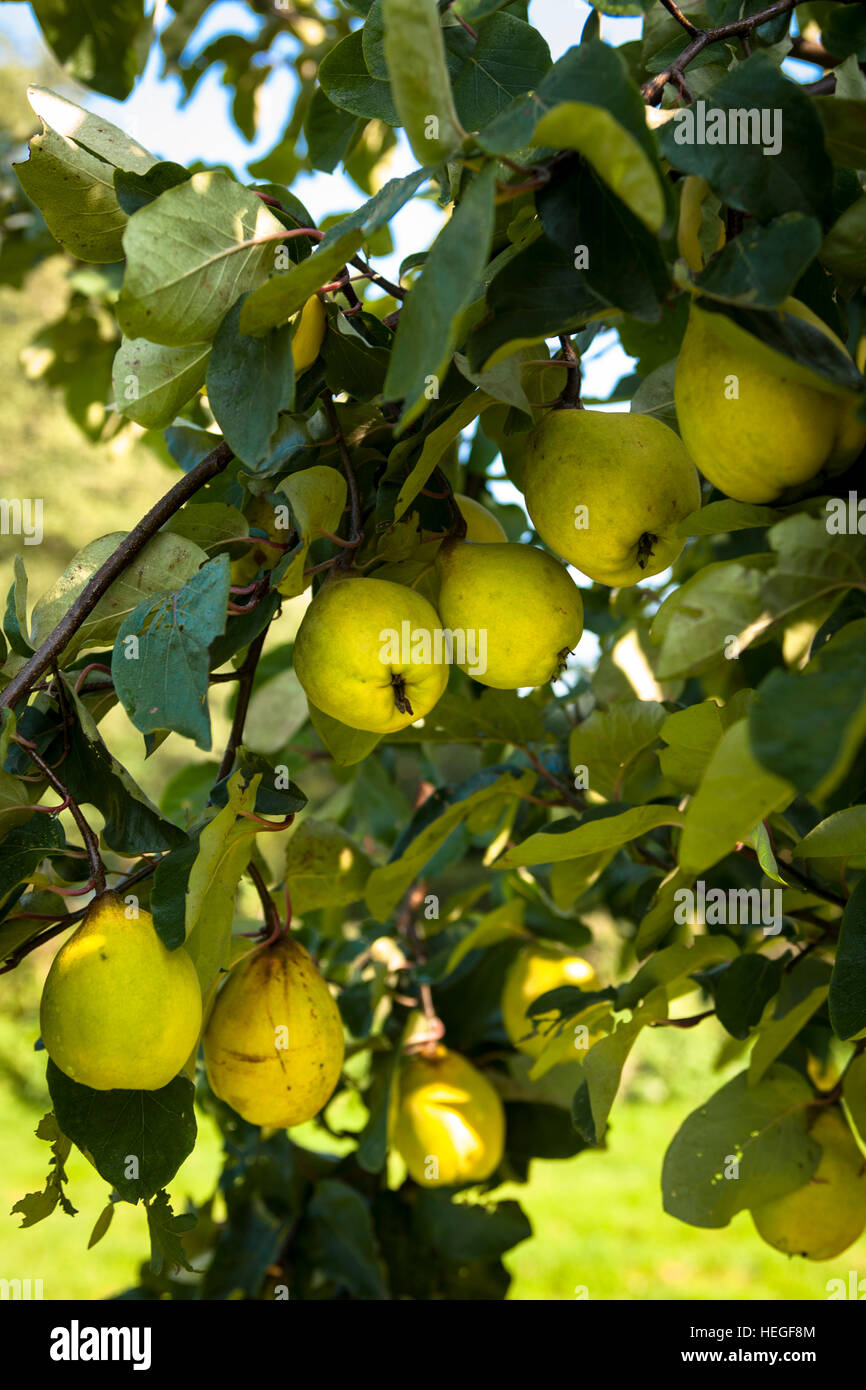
[679,719,794,873]
[30,1,152,101]
[829,878,866,1041]
[365,767,533,918]
[383,164,497,430]
[118,172,288,345]
[29,531,208,660]
[112,337,210,429]
[382,0,465,163]
[533,102,664,233]
[662,1066,819,1228]
[15,86,156,263]
[498,804,684,870]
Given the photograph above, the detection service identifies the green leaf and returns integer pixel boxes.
[795,806,866,860]
[118,171,288,345]
[393,390,491,520]
[366,767,533,918]
[61,694,188,855]
[676,499,785,537]
[30,1,152,101]
[662,1065,819,1228]
[537,158,669,321]
[451,14,551,132]
[114,161,192,217]
[651,558,770,680]
[304,87,360,173]
[318,30,399,124]
[10,1112,76,1226]
[146,1190,196,1275]
[384,163,497,430]
[821,194,866,286]
[712,953,786,1041]
[111,557,230,751]
[658,699,727,792]
[5,557,32,657]
[679,719,794,874]
[30,531,208,660]
[749,619,866,803]
[308,702,382,766]
[183,775,258,997]
[498,803,684,870]
[693,214,823,308]
[207,296,295,467]
[843,1052,866,1147]
[568,699,667,802]
[414,1192,531,1261]
[814,97,866,169]
[274,465,348,598]
[445,899,527,976]
[284,820,372,912]
[382,0,466,163]
[240,169,428,337]
[658,53,833,224]
[580,988,668,1140]
[306,1179,387,1300]
[466,235,604,372]
[533,101,664,234]
[112,337,210,429]
[0,818,65,927]
[749,985,829,1083]
[47,1062,197,1202]
[617,936,738,1011]
[829,877,866,1040]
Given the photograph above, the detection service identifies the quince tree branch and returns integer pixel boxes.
[1,440,235,711]
[643,0,799,106]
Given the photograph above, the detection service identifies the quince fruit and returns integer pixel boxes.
[502,943,596,1060]
[751,1107,866,1260]
[521,408,702,586]
[453,492,506,543]
[436,541,583,688]
[40,892,202,1091]
[674,297,866,503]
[293,576,448,733]
[391,1045,505,1187]
[292,294,326,375]
[203,934,344,1127]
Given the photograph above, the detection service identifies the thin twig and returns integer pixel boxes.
[643,0,798,105]
[14,737,105,892]
[214,627,269,785]
[1,441,234,710]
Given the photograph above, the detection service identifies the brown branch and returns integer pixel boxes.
[1,440,234,710]
[643,0,798,105]
[214,626,268,785]
[659,0,699,37]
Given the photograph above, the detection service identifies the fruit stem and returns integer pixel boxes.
[636,532,657,570]
[555,335,583,410]
[391,674,414,717]
[248,861,289,945]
